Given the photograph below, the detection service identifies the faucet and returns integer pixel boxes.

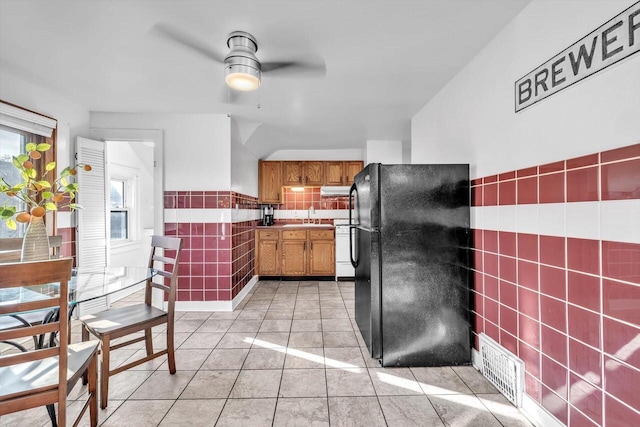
[306,206,316,224]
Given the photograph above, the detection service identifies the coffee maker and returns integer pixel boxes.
[261,205,274,226]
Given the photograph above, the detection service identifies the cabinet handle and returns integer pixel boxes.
[311,242,313,250]
[304,242,306,251]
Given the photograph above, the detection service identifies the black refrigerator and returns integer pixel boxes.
[349,163,471,367]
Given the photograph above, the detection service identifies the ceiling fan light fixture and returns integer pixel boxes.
[225,64,261,91]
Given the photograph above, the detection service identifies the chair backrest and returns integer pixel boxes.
[145,236,183,315]
[0,236,64,263]
[0,258,73,421]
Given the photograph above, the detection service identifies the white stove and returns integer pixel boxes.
[334,219,354,279]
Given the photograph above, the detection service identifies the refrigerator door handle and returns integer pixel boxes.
[349,183,359,267]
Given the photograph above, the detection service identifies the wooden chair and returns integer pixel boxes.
[0,258,99,427]
[0,236,63,264]
[0,236,65,349]
[80,235,183,409]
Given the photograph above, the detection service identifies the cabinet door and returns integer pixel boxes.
[324,161,344,186]
[344,161,364,186]
[304,161,324,186]
[282,161,304,186]
[281,240,307,275]
[309,239,335,275]
[257,239,280,275]
[258,161,282,203]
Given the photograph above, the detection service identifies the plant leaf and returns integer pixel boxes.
[60,178,68,187]
[1,206,17,219]
[45,162,56,171]
[6,219,17,230]
[26,142,37,152]
[37,180,51,188]
[69,203,83,210]
[42,191,53,199]
[45,202,57,211]
[12,157,22,169]
[36,143,51,151]
[17,154,29,164]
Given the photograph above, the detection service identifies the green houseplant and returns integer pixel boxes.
[0,142,90,260]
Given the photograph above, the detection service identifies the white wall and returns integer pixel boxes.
[91,113,231,190]
[0,71,91,230]
[231,135,259,197]
[365,140,404,165]
[0,73,91,170]
[411,0,640,178]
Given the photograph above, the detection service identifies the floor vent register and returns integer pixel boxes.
[479,332,525,407]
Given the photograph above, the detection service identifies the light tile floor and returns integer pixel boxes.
[1,280,534,426]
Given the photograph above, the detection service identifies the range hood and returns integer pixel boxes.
[320,186,351,196]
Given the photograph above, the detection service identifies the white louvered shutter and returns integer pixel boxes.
[76,137,108,267]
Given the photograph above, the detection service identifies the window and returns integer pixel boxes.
[110,179,129,240]
[0,102,57,239]
[0,126,43,238]
[0,127,27,238]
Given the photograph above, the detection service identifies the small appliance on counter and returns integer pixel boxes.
[261,205,274,226]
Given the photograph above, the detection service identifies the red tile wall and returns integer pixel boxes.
[470,143,640,426]
[276,187,350,210]
[57,226,76,266]
[164,191,258,303]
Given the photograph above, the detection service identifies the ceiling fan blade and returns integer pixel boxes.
[261,59,326,78]
[150,22,225,63]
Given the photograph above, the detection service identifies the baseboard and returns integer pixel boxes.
[173,275,258,312]
[472,348,481,369]
[231,275,258,310]
[470,348,564,427]
[520,395,566,427]
[174,300,232,311]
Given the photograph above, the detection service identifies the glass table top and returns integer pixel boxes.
[0,266,156,308]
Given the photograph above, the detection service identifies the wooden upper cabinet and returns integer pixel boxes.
[304,161,324,186]
[344,161,364,186]
[258,161,282,204]
[324,162,344,186]
[282,161,304,186]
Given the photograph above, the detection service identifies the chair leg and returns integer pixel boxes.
[46,404,57,427]
[100,336,110,410]
[88,352,98,427]
[82,326,89,385]
[167,325,176,374]
[144,328,153,356]
[57,396,66,427]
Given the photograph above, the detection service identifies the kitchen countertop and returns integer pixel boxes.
[256,223,334,229]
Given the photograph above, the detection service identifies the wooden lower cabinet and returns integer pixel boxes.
[308,229,335,275]
[256,228,335,277]
[281,240,307,275]
[256,230,280,275]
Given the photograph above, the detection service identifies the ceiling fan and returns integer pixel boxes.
[151,23,326,97]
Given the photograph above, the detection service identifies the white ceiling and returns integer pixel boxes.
[0,0,529,158]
